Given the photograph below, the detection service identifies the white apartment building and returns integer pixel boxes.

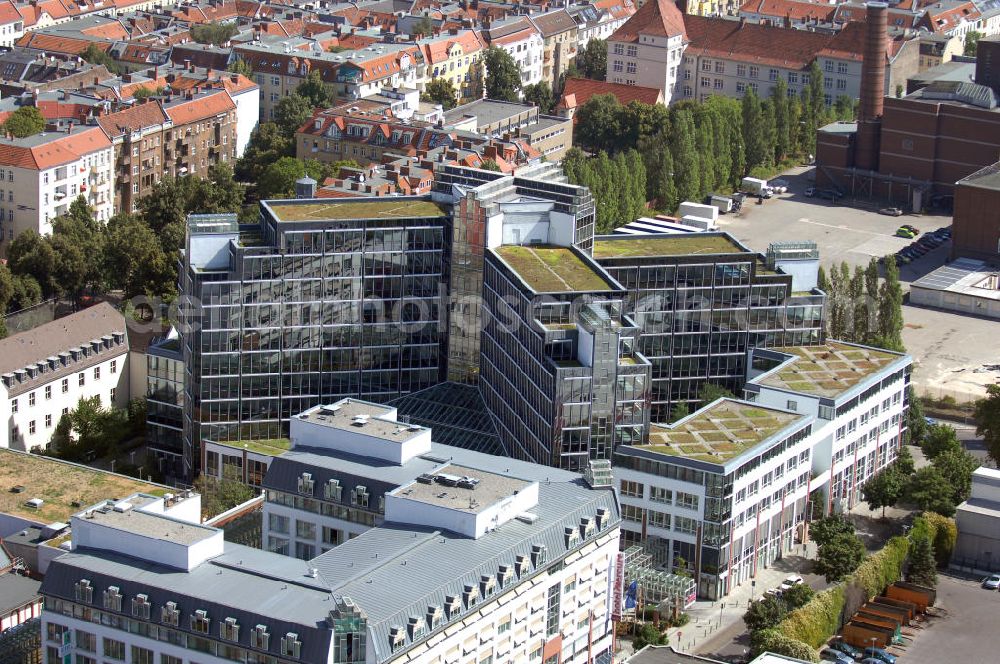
[484,17,545,90]
[614,341,911,600]
[0,303,130,451]
[606,0,688,103]
[39,404,621,664]
[570,0,635,49]
[0,124,114,243]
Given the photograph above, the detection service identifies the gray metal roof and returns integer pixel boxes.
[912,258,999,301]
[0,573,41,614]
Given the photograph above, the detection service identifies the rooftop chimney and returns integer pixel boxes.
[855,2,888,172]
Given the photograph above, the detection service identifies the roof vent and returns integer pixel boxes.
[25,498,44,509]
[515,512,538,524]
[351,414,370,426]
[113,501,133,513]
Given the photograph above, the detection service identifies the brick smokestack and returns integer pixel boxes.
[854,1,888,171]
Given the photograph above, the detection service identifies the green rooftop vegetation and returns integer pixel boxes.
[593,234,745,259]
[268,199,447,222]
[215,438,292,457]
[760,342,901,398]
[642,400,803,464]
[0,449,166,524]
[495,245,612,293]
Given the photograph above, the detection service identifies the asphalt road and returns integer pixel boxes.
[894,573,1000,664]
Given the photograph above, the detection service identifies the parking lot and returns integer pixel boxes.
[888,574,1000,664]
[715,167,997,403]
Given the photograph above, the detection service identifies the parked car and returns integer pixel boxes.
[861,659,885,664]
[821,649,855,664]
[830,639,864,660]
[879,207,903,217]
[804,187,816,197]
[924,416,937,426]
[780,574,804,591]
[863,646,896,664]
[895,225,919,238]
[895,253,911,265]
[982,574,1000,589]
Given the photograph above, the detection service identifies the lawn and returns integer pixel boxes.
[495,245,611,293]
[593,234,743,259]
[269,199,447,222]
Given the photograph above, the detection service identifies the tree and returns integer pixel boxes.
[480,159,501,172]
[575,39,607,81]
[771,77,790,162]
[632,623,667,650]
[965,30,983,57]
[921,423,962,460]
[412,16,434,38]
[227,58,253,77]
[10,274,41,310]
[3,106,45,138]
[742,88,769,172]
[467,61,484,101]
[190,22,239,46]
[815,532,866,582]
[670,108,701,205]
[975,383,1000,466]
[0,262,14,313]
[8,230,58,297]
[237,123,292,183]
[750,629,820,662]
[907,533,937,587]
[862,467,903,517]
[743,596,787,632]
[671,401,690,422]
[102,215,176,299]
[877,254,904,351]
[896,442,915,476]
[698,383,735,404]
[484,46,521,102]
[131,86,163,100]
[421,77,458,110]
[906,386,927,446]
[781,582,814,610]
[809,512,855,547]
[257,157,310,199]
[80,43,122,75]
[932,448,979,505]
[193,466,257,520]
[274,94,313,137]
[905,466,957,517]
[522,82,555,114]
[574,94,622,153]
[296,70,335,108]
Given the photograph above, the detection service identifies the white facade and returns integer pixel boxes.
[495,30,545,89]
[608,34,686,103]
[229,85,260,158]
[0,341,128,451]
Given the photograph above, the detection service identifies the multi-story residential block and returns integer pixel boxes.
[0,302,129,451]
[418,28,485,101]
[571,0,635,48]
[482,16,544,89]
[606,0,687,103]
[97,88,238,214]
[0,0,24,48]
[592,234,825,422]
[482,243,651,471]
[178,200,449,478]
[442,98,574,161]
[40,428,621,664]
[531,9,580,86]
[614,341,910,599]
[0,122,113,243]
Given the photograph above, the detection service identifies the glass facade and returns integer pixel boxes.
[480,249,651,470]
[146,337,185,479]
[179,203,448,477]
[595,242,824,423]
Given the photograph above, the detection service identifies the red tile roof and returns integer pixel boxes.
[738,0,836,23]
[163,91,235,125]
[0,0,21,24]
[96,102,169,136]
[421,30,484,65]
[610,0,686,43]
[558,77,663,111]
[685,15,833,69]
[0,126,111,170]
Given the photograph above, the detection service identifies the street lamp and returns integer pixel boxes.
[870,636,877,656]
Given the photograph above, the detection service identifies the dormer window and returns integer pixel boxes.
[480,574,496,598]
[280,632,301,659]
[352,485,369,507]
[580,517,595,540]
[444,594,461,619]
[251,625,270,650]
[103,586,122,611]
[564,526,580,549]
[531,544,547,569]
[462,584,478,609]
[498,565,513,589]
[191,609,210,633]
[132,594,150,619]
[406,615,424,641]
[426,605,443,630]
[74,579,93,603]
[221,617,239,641]
[161,601,179,627]
[389,627,405,653]
[324,479,342,501]
[515,554,530,578]
[298,473,314,495]
[595,508,609,531]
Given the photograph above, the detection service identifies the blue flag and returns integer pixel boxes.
[624,580,638,609]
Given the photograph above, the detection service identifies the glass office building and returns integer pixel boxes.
[146,335,184,479]
[177,201,448,477]
[593,235,825,423]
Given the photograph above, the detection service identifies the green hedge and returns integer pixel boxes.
[917,512,957,567]
[777,536,910,650]
[751,629,821,662]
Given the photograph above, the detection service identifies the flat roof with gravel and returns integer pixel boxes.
[593,234,746,259]
[759,342,902,398]
[494,245,613,293]
[644,400,805,464]
[266,199,447,222]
